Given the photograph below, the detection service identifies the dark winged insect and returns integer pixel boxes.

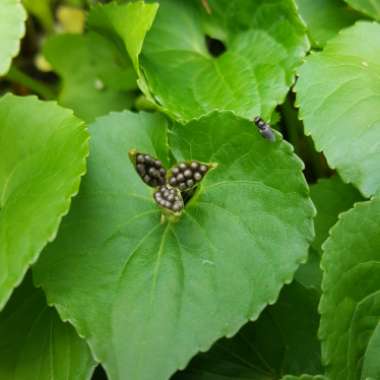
[254,116,276,142]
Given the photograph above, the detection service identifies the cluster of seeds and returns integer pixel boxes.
[254,116,275,142]
[130,150,215,216]
[168,161,209,191]
[134,153,166,187]
[153,185,184,213]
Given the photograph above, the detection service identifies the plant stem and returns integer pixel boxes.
[5,66,56,100]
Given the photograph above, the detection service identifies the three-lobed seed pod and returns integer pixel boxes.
[129,150,216,217]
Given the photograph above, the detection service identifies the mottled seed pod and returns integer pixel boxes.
[167,160,217,192]
[153,185,184,214]
[129,149,167,187]
[254,116,276,142]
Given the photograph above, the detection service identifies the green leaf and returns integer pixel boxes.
[0,94,88,309]
[296,22,380,197]
[34,111,314,380]
[295,248,323,291]
[0,273,95,380]
[87,0,159,75]
[296,0,362,48]
[44,32,136,122]
[320,196,380,380]
[173,282,322,380]
[0,0,26,76]
[140,0,309,121]
[281,375,327,380]
[310,176,362,254]
[361,323,380,380]
[344,0,380,20]
[290,175,361,291]
[22,0,54,31]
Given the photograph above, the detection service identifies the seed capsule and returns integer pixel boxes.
[129,149,167,187]
[153,184,184,214]
[254,116,276,142]
[167,160,215,192]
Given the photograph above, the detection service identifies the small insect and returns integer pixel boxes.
[254,116,276,142]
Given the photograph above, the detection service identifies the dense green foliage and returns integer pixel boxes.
[0,1,379,380]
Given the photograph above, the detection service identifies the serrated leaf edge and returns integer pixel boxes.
[0,95,89,311]
[318,195,378,366]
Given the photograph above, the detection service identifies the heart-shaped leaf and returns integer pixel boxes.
[344,0,380,20]
[44,32,136,122]
[0,0,26,75]
[139,0,309,121]
[320,195,380,380]
[34,111,314,380]
[296,0,362,48]
[296,22,380,197]
[173,282,322,380]
[0,273,95,380]
[0,94,88,309]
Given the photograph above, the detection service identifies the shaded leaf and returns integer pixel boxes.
[44,32,136,122]
[295,248,323,291]
[296,22,380,197]
[344,0,380,20]
[173,282,322,380]
[0,94,88,309]
[139,0,309,121]
[296,0,362,48]
[34,111,314,380]
[281,375,327,380]
[22,0,54,31]
[87,0,159,75]
[309,175,362,254]
[0,273,95,380]
[361,322,380,380]
[0,0,26,76]
[320,196,380,380]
